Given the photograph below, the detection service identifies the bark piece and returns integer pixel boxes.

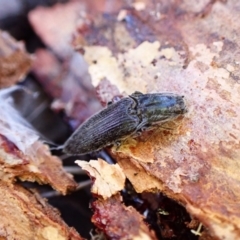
[76,159,126,199]
[0,181,83,240]
[0,30,31,88]
[0,134,77,194]
[92,194,157,240]
[0,86,81,238]
[76,1,240,239]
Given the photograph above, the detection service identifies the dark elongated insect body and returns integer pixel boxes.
[63,92,187,155]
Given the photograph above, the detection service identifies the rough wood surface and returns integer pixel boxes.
[0,135,77,194]
[0,181,83,240]
[29,3,102,128]
[74,1,240,239]
[26,0,240,239]
[0,98,82,239]
[0,24,82,239]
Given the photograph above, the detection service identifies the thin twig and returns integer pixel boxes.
[64,166,86,175]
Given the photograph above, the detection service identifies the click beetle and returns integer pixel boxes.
[63,92,187,155]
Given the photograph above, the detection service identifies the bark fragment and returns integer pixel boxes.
[76,159,126,199]
[0,27,82,237]
[0,181,83,240]
[0,31,32,88]
[92,194,157,240]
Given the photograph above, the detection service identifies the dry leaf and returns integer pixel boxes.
[75,159,126,199]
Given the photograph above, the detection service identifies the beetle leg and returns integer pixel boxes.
[128,96,138,109]
[113,140,122,151]
[135,118,149,132]
[130,122,152,141]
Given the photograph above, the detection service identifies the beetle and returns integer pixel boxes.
[63,92,187,155]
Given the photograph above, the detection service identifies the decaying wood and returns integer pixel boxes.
[0,30,32,88]
[73,1,240,239]
[0,102,82,239]
[76,159,126,200]
[26,0,240,239]
[28,1,85,59]
[0,24,83,238]
[92,194,157,240]
[0,135,77,194]
[0,181,83,240]
[0,101,83,239]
